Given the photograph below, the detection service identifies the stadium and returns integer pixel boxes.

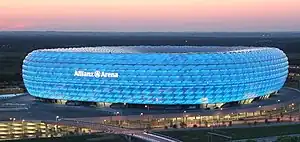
[22,46,288,109]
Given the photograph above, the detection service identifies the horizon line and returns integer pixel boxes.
[1,31,300,33]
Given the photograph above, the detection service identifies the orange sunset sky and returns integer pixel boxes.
[0,0,299,31]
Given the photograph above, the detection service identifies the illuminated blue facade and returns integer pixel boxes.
[22,46,288,105]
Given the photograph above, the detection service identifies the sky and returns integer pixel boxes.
[0,0,300,32]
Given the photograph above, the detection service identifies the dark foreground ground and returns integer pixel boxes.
[5,123,300,142]
[157,124,300,142]
[5,133,144,142]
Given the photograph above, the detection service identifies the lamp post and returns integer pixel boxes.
[9,118,15,138]
[200,115,203,127]
[55,116,59,122]
[55,116,59,132]
[9,117,16,122]
[21,119,25,138]
[145,105,150,126]
[11,118,15,138]
[277,99,285,119]
[116,112,120,126]
[140,113,144,128]
[145,105,150,112]
[183,111,187,124]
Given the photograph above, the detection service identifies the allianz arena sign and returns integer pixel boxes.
[74,70,119,78]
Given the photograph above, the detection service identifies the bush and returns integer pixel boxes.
[193,124,198,128]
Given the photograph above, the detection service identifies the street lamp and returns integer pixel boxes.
[140,113,144,128]
[10,118,16,122]
[115,112,120,126]
[183,111,187,124]
[145,105,150,115]
[21,119,25,138]
[9,117,15,138]
[55,116,59,122]
[9,118,16,121]
[145,105,150,125]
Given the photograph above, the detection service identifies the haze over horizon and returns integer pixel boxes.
[1,0,300,32]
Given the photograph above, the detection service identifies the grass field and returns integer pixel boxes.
[157,124,300,142]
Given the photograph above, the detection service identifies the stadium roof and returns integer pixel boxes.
[39,46,272,54]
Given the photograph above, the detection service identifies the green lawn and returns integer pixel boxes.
[157,124,300,142]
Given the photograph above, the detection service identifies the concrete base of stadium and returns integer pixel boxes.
[61,88,300,129]
[34,91,278,111]
[1,87,300,128]
[30,87,299,119]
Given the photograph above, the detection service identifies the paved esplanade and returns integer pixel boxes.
[0,88,299,121]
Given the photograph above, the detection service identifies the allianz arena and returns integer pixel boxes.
[22,46,288,108]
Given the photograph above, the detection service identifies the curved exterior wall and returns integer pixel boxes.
[22,46,289,105]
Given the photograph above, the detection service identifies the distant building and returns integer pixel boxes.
[22,46,288,109]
